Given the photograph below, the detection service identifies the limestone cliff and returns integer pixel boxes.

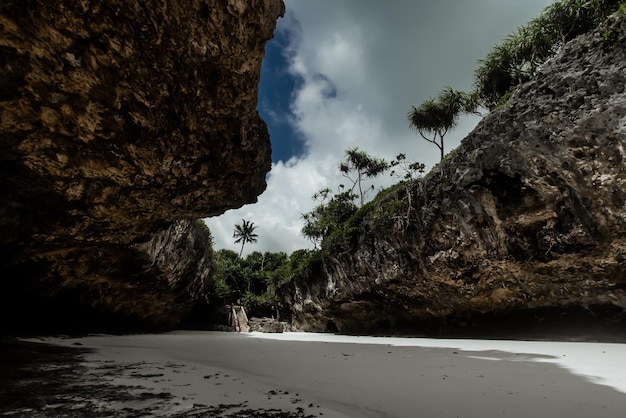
[0,0,284,332]
[286,13,626,337]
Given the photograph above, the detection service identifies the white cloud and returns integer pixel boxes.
[204,0,552,256]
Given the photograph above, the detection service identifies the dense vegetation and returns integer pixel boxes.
[474,0,625,109]
[203,248,322,317]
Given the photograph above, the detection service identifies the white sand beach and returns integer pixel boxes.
[40,331,626,417]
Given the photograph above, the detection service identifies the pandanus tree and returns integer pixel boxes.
[233,219,258,257]
[407,87,477,161]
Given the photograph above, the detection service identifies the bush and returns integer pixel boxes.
[474,0,624,109]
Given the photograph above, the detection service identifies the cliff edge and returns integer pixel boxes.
[286,12,626,338]
[0,0,284,332]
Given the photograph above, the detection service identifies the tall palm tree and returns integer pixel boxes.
[233,219,258,257]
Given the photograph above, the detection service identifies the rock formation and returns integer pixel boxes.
[286,13,626,337]
[0,0,284,332]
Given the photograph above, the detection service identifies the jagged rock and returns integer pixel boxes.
[285,13,626,338]
[248,317,285,333]
[0,0,284,332]
[135,220,214,299]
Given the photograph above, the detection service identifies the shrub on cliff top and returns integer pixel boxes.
[302,148,390,248]
[474,0,624,109]
[407,87,478,161]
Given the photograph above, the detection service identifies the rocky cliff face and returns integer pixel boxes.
[287,13,626,338]
[0,0,284,332]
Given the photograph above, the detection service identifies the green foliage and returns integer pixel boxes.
[193,219,215,260]
[195,219,213,240]
[407,87,477,160]
[339,147,389,206]
[619,2,626,14]
[389,153,426,181]
[241,291,263,309]
[285,249,323,285]
[192,220,219,303]
[600,27,624,50]
[301,191,359,248]
[212,277,232,301]
[493,90,515,110]
[363,181,418,233]
[207,249,293,311]
[302,150,427,257]
[248,250,289,272]
[474,0,624,109]
[210,249,242,302]
[369,193,406,231]
[301,148,390,248]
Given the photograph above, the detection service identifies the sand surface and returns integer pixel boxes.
[18,331,626,417]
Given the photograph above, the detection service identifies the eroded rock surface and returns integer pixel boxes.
[286,13,626,337]
[0,0,284,332]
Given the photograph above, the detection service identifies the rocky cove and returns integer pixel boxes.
[3,2,626,417]
[0,0,626,340]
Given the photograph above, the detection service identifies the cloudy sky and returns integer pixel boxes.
[205,0,552,256]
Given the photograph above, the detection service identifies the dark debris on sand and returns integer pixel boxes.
[170,402,316,417]
[0,338,316,418]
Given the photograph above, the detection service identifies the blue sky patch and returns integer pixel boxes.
[257,18,306,163]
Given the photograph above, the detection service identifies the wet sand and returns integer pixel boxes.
[4,331,626,417]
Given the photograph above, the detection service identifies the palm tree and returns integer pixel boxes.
[233,219,258,257]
